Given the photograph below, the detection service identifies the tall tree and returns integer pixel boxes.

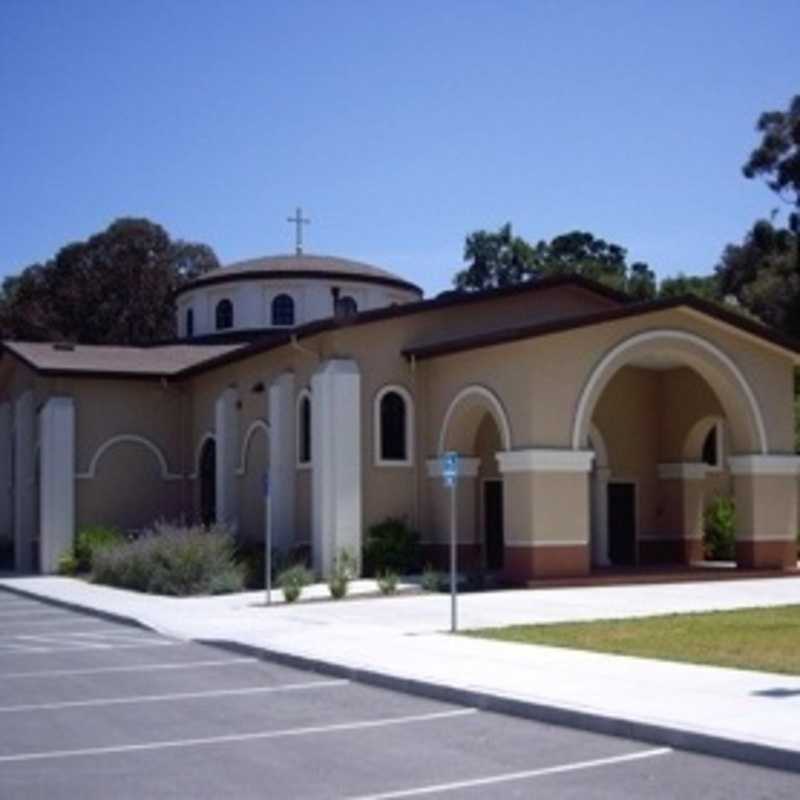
[743,94,800,238]
[0,218,219,344]
[454,225,656,299]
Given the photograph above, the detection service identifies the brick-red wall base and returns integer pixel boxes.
[504,545,590,583]
[736,540,796,570]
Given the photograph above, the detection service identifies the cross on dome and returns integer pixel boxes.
[287,207,310,255]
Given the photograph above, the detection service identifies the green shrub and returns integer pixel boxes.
[278,564,313,603]
[328,549,357,600]
[362,517,421,576]
[74,525,124,572]
[92,521,244,596]
[703,494,736,561]
[57,550,78,576]
[377,570,399,595]
[421,563,441,592]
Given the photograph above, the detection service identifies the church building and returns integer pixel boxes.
[2,230,799,580]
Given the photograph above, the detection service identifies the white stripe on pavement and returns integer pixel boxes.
[0,679,349,713]
[0,610,72,619]
[0,709,476,764]
[347,747,674,799]
[0,657,259,680]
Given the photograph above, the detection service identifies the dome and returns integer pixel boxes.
[176,253,422,297]
[175,253,423,340]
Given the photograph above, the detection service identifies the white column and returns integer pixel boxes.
[0,403,12,547]
[214,387,239,528]
[14,391,36,572]
[268,372,296,553]
[311,359,361,577]
[39,397,76,573]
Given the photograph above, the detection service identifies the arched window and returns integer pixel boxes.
[271,294,295,326]
[375,386,413,466]
[297,391,312,466]
[339,296,358,315]
[186,308,194,338]
[215,299,234,331]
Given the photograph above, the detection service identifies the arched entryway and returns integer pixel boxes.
[433,385,512,572]
[573,329,771,570]
[199,438,217,525]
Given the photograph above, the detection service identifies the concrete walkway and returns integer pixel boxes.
[2,574,799,771]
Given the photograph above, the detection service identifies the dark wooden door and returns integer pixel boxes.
[484,480,504,570]
[607,482,636,566]
[200,439,217,525]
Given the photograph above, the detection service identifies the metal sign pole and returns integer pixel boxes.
[450,476,457,633]
[265,472,272,606]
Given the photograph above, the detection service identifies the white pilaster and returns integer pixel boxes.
[268,372,296,552]
[14,391,36,572]
[0,403,12,547]
[214,387,239,527]
[39,397,75,573]
[311,359,361,577]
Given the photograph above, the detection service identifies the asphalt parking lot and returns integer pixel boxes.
[0,589,797,799]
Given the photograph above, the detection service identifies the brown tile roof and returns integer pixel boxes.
[401,295,800,361]
[1,341,245,379]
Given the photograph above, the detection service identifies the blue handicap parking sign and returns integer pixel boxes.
[442,451,459,487]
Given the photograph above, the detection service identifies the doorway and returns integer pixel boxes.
[483,479,504,570]
[607,482,636,566]
[200,439,217,525]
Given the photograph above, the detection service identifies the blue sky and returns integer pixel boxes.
[1,1,797,296]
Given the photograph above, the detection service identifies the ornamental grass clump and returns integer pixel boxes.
[328,549,357,600]
[91,521,243,596]
[377,570,399,595]
[278,564,313,603]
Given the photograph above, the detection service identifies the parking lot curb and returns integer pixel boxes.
[0,584,150,631]
[198,637,800,776]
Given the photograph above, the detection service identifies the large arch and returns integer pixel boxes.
[571,329,768,455]
[437,385,512,455]
[78,434,180,480]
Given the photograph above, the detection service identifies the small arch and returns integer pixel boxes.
[296,389,312,466]
[80,435,180,480]
[237,419,270,475]
[437,385,512,455]
[339,296,358,315]
[684,415,725,469]
[271,294,295,327]
[571,329,768,454]
[215,298,234,331]
[374,384,414,466]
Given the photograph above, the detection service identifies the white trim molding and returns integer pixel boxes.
[497,448,595,474]
[77,434,182,481]
[236,419,269,476]
[657,462,708,481]
[373,384,415,467]
[728,455,800,476]
[437,384,512,455]
[571,329,768,454]
[426,456,481,479]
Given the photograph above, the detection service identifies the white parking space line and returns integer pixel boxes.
[0,678,349,713]
[0,610,73,619]
[0,657,259,680]
[0,708,476,764]
[0,618,109,629]
[346,747,674,799]
[0,637,183,655]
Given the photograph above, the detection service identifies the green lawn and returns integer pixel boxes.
[467,605,800,675]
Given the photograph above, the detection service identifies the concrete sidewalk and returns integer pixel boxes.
[2,574,799,772]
